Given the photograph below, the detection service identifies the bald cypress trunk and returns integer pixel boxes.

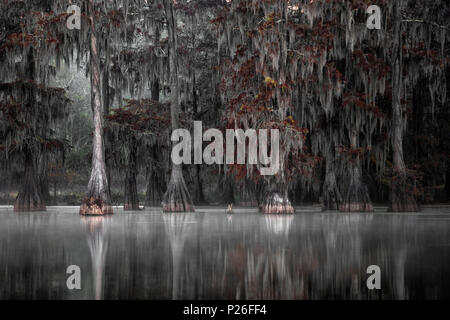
[340,131,373,212]
[390,92,419,211]
[261,180,294,214]
[163,165,194,212]
[162,0,194,212]
[145,82,166,207]
[14,50,46,212]
[102,55,112,200]
[321,131,342,210]
[322,156,342,211]
[124,166,139,210]
[258,133,294,214]
[145,164,166,206]
[214,169,234,205]
[389,3,419,212]
[38,152,51,204]
[191,76,207,205]
[192,164,207,205]
[261,192,294,214]
[80,0,112,215]
[340,160,373,212]
[123,138,139,210]
[14,149,45,211]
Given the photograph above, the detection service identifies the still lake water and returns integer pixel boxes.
[0,206,449,300]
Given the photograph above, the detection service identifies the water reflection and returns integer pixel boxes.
[387,215,414,300]
[81,216,109,300]
[264,215,293,236]
[316,213,373,299]
[0,208,449,299]
[163,213,199,299]
[241,215,296,299]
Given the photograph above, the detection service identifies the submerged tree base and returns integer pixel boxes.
[14,190,46,211]
[340,164,374,212]
[322,187,342,211]
[389,201,419,212]
[163,202,195,213]
[14,202,46,212]
[322,171,342,211]
[14,153,46,212]
[339,181,374,212]
[80,197,113,216]
[339,202,374,212]
[162,180,195,213]
[387,173,420,212]
[339,187,374,212]
[261,192,295,214]
[389,188,419,212]
[322,199,340,211]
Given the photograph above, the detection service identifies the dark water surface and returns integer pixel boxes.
[0,206,449,300]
